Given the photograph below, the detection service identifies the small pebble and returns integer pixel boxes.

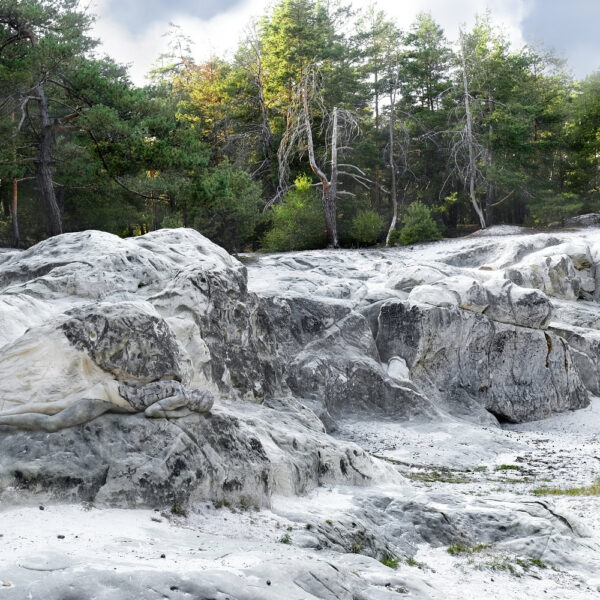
[39,506,45,511]
[160,554,166,559]
[57,534,65,539]
[266,580,271,586]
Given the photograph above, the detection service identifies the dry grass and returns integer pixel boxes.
[533,477,600,496]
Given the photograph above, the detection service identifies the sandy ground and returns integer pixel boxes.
[1,400,599,599]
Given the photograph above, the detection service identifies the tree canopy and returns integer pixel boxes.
[1,0,598,250]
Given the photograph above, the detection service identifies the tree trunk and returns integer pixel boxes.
[485,91,494,227]
[35,83,62,237]
[254,43,274,173]
[486,183,495,227]
[302,88,338,248]
[385,101,397,246]
[460,44,486,230]
[11,178,19,248]
[327,109,339,247]
[374,68,380,127]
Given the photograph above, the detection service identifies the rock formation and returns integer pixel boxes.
[0,226,599,505]
[3,226,600,599]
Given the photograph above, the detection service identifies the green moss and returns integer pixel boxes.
[447,543,490,556]
[495,464,522,471]
[406,468,469,484]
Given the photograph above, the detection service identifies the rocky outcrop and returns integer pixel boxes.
[286,312,439,424]
[3,225,600,509]
[376,299,588,423]
[0,398,389,508]
[565,213,600,228]
[0,229,396,507]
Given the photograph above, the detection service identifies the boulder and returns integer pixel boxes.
[564,213,600,228]
[287,313,440,422]
[408,276,553,329]
[0,399,390,508]
[376,300,588,422]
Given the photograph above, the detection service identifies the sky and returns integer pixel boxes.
[90,0,600,85]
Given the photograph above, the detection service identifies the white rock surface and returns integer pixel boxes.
[2,226,600,598]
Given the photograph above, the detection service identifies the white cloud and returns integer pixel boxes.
[91,0,266,84]
[89,0,536,85]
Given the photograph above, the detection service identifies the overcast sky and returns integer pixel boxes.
[90,0,600,85]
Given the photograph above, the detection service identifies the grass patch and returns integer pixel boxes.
[405,556,426,569]
[473,466,488,472]
[447,543,490,556]
[380,555,400,569]
[479,555,548,577]
[279,533,291,544]
[406,468,469,484]
[170,502,188,517]
[495,464,522,471]
[533,478,600,496]
[484,557,518,575]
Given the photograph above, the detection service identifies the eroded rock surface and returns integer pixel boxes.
[1,226,600,504]
[3,226,600,599]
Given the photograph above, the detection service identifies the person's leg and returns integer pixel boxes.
[0,399,115,432]
[144,393,189,418]
[144,389,214,418]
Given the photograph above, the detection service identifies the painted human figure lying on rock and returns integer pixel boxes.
[0,302,214,432]
[0,379,214,432]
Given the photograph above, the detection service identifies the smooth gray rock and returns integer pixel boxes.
[62,302,190,384]
[0,399,388,508]
[408,276,553,329]
[376,300,588,422]
[287,313,440,422]
[565,213,600,227]
[505,254,581,300]
[549,324,600,395]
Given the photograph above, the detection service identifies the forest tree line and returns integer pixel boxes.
[1,0,599,250]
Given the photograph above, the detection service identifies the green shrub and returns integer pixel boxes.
[261,175,327,252]
[161,213,184,228]
[525,191,583,226]
[350,209,384,245]
[387,228,402,246]
[191,161,264,252]
[336,194,370,245]
[400,201,441,245]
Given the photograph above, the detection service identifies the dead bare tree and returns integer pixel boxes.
[384,64,400,246]
[270,69,366,248]
[446,31,487,230]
